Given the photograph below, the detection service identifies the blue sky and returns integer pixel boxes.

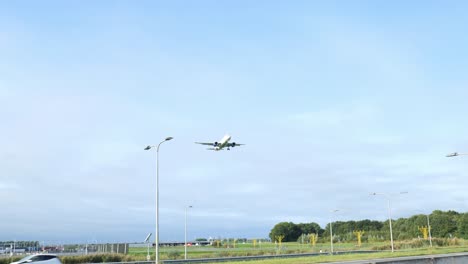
[1,1,468,244]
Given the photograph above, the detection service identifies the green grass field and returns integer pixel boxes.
[220,247,468,264]
[128,240,468,262]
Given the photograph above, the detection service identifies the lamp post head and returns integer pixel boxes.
[144,146,152,150]
[144,233,152,243]
[165,137,174,141]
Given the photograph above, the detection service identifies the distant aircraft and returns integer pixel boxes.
[195,134,244,151]
[446,152,459,157]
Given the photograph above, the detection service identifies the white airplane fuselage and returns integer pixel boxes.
[214,134,232,151]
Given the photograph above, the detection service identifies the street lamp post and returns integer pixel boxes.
[370,192,407,253]
[329,209,339,254]
[145,136,174,264]
[185,205,193,260]
[415,210,433,247]
[144,233,152,261]
[426,213,433,248]
[147,243,150,261]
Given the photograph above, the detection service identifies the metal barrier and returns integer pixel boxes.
[85,252,468,264]
[86,251,377,264]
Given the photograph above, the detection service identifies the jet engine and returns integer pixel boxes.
[214,142,218,146]
[231,142,236,147]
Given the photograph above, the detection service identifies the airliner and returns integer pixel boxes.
[195,134,244,151]
[446,152,468,157]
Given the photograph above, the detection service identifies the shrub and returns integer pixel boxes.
[216,251,231,257]
[370,238,463,251]
[0,257,22,264]
[165,251,181,260]
[431,237,461,247]
[60,254,137,264]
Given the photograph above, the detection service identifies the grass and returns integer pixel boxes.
[216,247,468,264]
[127,239,468,262]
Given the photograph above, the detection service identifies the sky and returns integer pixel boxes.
[1,0,468,244]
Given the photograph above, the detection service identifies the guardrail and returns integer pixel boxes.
[88,250,378,264]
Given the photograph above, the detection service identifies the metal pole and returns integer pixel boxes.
[145,137,173,264]
[427,214,433,247]
[156,138,172,264]
[371,192,406,253]
[147,242,150,261]
[387,198,394,253]
[185,205,193,260]
[329,220,334,254]
[156,143,160,264]
[184,207,187,260]
[329,209,338,254]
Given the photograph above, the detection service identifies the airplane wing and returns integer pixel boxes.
[228,143,245,147]
[195,142,214,146]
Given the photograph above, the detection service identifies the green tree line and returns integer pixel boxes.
[269,210,468,243]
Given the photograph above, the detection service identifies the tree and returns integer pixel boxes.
[456,213,468,239]
[297,222,323,235]
[356,219,383,231]
[269,209,468,244]
[269,222,301,242]
[430,210,458,238]
[393,217,411,240]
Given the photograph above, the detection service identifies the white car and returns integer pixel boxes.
[11,254,62,264]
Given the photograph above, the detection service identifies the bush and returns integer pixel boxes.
[165,251,181,260]
[211,241,222,248]
[60,254,137,264]
[0,257,22,264]
[370,238,463,250]
[431,238,461,247]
